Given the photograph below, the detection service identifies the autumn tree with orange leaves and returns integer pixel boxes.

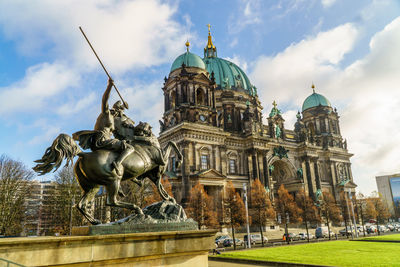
[295,189,320,242]
[275,184,302,244]
[143,178,174,207]
[365,192,390,235]
[250,179,275,246]
[320,192,342,239]
[224,181,246,250]
[186,182,218,229]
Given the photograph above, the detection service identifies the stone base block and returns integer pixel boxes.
[72,221,198,236]
[0,230,217,267]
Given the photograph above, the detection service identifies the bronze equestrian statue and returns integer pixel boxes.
[33,79,182,225]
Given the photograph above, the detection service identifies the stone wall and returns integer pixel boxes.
[0,230,216,267]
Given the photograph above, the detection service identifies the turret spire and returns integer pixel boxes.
[204,24,217,58]
[311,83,315,93]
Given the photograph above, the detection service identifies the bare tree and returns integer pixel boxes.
[186,182,218,229]
[0,155,34,236]
[44,166,85,235]
[250,179,275,246]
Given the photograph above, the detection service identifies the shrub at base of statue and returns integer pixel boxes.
[73,201,198,236]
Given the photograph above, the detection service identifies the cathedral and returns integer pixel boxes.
[158,26,356,220]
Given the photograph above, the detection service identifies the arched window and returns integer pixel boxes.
[170,90,176,109]
[196,88,205,105]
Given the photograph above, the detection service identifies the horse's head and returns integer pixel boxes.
[134,121,153,137]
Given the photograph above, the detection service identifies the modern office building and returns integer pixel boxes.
[376,173,400,217]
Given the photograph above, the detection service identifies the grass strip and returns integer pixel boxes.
[214,240,400,267]
[358,233,400,241]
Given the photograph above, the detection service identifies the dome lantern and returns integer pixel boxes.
[204,24,217,58]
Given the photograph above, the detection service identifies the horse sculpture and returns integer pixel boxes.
[33,126,182,225]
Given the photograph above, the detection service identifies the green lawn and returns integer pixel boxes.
[359,234,400,241]
[213,240,400,266]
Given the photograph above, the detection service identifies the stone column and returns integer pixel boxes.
[301,161,309,195]
[247,151,253,180]
[220,145,227,176]
[263,153,269,188]
[251,149,259,180]
[181,141,190,203]
[304,158,315,199]
[191,142,196,172]
[313,159,321,190]
[214,145,221,172]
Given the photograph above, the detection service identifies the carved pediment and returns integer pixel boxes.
[194,169,226,179]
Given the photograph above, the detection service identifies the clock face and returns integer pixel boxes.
[200,115,206,121]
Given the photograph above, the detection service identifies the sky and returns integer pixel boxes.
[0,0,399,195]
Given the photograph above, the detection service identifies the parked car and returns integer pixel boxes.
[386,224,395,231]
[244,234,268,246]
[298,232,314,240]
[283,233,300,242]
[223,238,244,247]
[215,235,231,247]
[339,227,353,236]
[366,225,377,234]
[315,227,334,238]
[378,225,389,233]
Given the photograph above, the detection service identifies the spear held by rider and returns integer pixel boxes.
[79,26,129,109]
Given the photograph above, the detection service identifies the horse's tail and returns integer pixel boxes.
[33,133,82,175]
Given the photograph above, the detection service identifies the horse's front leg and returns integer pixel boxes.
[106,179,144,215]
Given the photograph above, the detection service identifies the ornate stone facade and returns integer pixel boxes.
[158,29,356,223]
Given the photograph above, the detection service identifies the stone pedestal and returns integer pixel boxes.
[0,230,216,267]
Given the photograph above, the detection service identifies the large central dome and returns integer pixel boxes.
[169,27,256,96]
[203,57,254,95]
[202,27,256,96]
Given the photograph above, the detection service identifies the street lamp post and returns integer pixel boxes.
[297,168,310,242]
[347,190,358,238]
[243,183,251,249]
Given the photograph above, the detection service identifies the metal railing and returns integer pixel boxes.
[0,258,25,267]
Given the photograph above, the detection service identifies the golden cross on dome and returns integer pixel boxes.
[272,100,277,109]
[207,23,211,33]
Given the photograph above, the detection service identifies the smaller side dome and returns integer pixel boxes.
[170,51,206,72]
[302,92,331,112]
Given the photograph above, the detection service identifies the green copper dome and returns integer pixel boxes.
[302,92,331,111]
[203,57,256,96]
[170,51,206,72]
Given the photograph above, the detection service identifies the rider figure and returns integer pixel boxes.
[110,100,135,140]
[90,78,134,176]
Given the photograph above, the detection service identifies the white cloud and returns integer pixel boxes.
[28,119,61,145]
[251,23,358,107]
[0,0,186,73]
[250,17,400,194]
[321,0,336,8]
[111,81,164,135]
[0,0,187,117]
[57,92,96,116]
[0,62,77,114]
[229,0,262,34]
